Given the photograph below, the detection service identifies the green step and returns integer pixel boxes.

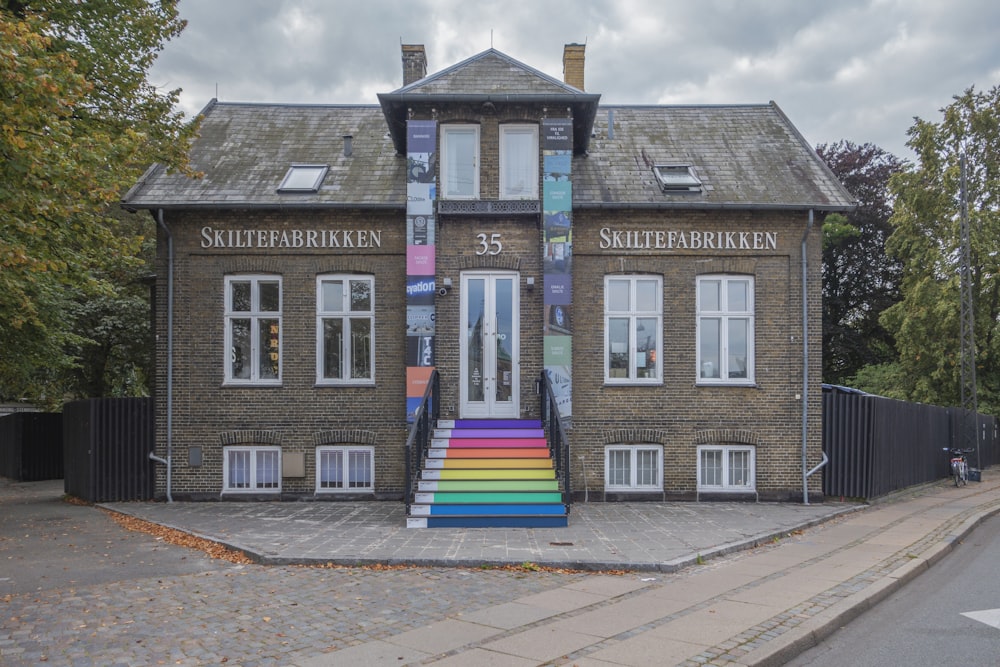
[414,491,564,504]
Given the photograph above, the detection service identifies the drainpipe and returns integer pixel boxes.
[801,210,814,504]
[153,208,174,503]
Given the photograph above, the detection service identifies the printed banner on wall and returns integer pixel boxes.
[406,120,437,422]
[542,119,573,418]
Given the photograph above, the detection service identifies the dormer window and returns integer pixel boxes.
[500,124,539,199]
[653,165,702,193]
[278,165,328,193]
[441,125,479,199]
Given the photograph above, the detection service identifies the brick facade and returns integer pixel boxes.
[137,45,849,504]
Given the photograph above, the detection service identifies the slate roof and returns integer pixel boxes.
[576,104,854,210]
[123,49,854,212]
[125,102,404,209]
[394,48,585,97]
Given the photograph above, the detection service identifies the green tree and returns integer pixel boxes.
[816,141,905,385]
[880,85,1000,412]
[0,1,195,407]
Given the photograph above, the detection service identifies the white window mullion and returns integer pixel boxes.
[697,445,755,492]
[317,275,374,385]
[316,446,374,493]
[224,446,281,494]
[225,276,281,385]
[605,445,662,492]
[500,124,538,199]
[442,125,480,199]
[604,275,662,384]
[697,275,754,384]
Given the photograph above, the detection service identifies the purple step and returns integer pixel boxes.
[437,419,542,430]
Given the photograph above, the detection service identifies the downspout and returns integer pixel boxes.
[801,209,814,504]
[152,208,174,502]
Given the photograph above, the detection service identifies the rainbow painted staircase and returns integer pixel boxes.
[406,419,569,528]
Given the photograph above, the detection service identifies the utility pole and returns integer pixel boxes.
[958,153,980,468]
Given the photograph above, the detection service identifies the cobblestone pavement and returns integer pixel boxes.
[3,477,999,666]
[1,480,593,666]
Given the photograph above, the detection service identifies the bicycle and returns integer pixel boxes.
[946,448,974,487]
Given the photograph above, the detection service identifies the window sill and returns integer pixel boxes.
[222,381,283,388]
[696,487,756,494]
[315,489,375,494]
[604,487,663,493]
[695,381,757,388]
[604,379,663,387]
[222,488,281,495]
[315,381,376,388]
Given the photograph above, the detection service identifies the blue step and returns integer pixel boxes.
[418,515,569,528]
[411,503,567,516]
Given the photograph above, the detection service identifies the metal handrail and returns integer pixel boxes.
[403,370,439,513]
[539,371,572,513]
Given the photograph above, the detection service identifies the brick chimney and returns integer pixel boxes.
[402,44,427,86]
[562,43,586,91]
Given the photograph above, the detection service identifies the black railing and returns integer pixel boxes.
[404,370,439,512]
[540,371,572,513]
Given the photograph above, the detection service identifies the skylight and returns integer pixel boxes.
[278,165,329,193]
[653,165,702,193]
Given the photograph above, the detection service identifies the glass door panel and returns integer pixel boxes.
[460,272,519,418]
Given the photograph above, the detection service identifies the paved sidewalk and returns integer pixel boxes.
[104,496,858,572]
[98,473,1000,666]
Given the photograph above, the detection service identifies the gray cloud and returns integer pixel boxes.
[155,0,1000,159]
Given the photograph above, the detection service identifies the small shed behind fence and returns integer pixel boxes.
[0,412,63,481]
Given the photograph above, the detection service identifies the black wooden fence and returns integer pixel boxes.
[63,398,155,502]
[823,385,998,500]
[0,412,63,481]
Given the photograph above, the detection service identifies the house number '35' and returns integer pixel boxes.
[475,233,502,256]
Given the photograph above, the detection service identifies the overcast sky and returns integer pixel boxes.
[150,0,1000,161]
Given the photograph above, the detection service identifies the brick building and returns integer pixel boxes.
[124,44,853,525]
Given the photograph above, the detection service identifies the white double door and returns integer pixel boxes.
[460,271,519,419]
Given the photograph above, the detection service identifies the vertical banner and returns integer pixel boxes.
[406,120,437,421]
[542,119,573,418]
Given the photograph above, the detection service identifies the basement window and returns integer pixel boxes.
[278,164,328,193]
[653,165,702,193]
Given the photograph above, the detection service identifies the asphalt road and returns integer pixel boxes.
[787,512,1000,667]
[0,480,224,595]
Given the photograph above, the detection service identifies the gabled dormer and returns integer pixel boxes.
[379,46,599,156]
[378,46,600,215]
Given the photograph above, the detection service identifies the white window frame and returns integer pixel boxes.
[315,446,375,493]
[316,274,375,385]
[604,275,663,385]
[224,275,282,385]
[441,124,480,199]
[697,445,756,492]
[499,124,538,199]
[604,445,663,492]
[223,446,281,494]
[696,275,755,385]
